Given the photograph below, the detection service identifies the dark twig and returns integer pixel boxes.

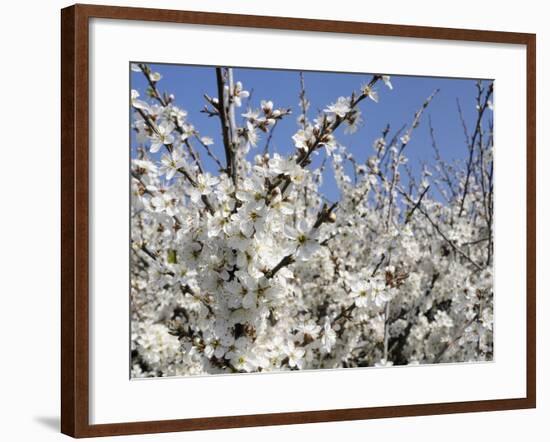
[193,134,224,171]
[457,82,493,217]
[400,189,483,271]
[264,255,295,279]
[433,314,479,363]
[405,185,430,224]
[262,120,278,155]
[428,115,456,198]
[215,67,237,184]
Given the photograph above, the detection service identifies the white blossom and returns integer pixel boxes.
[130,65,494,378]
[149,120,176,153]
[325,96,351,118]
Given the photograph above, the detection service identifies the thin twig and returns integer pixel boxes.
[262,120,278,155]
[458,83,493,217]
[433,314,479,363]
[401,189,483,271]
[405,185,430,224]
[193,134,224,171]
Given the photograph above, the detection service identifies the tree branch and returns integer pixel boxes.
[216,67,237,185]
[458,82,493,217]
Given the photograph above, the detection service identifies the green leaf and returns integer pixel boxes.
[167,249,177,264]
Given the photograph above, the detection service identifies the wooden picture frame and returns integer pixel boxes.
[61,3,536,437]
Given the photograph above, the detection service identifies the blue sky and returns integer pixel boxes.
[131,63,492,202]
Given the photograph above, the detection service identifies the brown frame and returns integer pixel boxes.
[61,3,536,438]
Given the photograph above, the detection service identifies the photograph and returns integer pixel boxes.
[129,62,494,378]
[0,0,541,438]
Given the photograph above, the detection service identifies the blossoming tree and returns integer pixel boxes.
[130,63,494,377]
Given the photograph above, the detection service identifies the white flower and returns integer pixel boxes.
[320,318,337,353]
[230,81,250,107]
[236,272,279,309]
[149,71,162,82]
[295,322,321,343]
[181,241,202,268]
[188,173,219,203]
[230,348,258,372]
[268,190,294,216]
[382,75,393,90]
[207,211,232,238]
[434,311,454,329]
[135,323,180,370]
[159,147,186,180]
[235,176,266,203]
[242,121,259,147]
[373,137,386,152]
[350,280,370,308]
[149,120,176,153]
[361,84,379,103]
[226,223,252,252]
[132,159,158,175]
[261,100,274,113]
[284,220,320,260]
[369,278,392,308]
[175,266,198,288]
[344,109,362,134]
[203,334,226,359]
[242,108,260,120]
[375,358,394,367]
[269,154,307,184]
[151,192,178,217]
[232,200,267,237]
[325,96,351,118]
[292,127,314,152]
[283,342,305,369]
[131,89,152,113]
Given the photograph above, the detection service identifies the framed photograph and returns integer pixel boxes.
[61,3,536,438]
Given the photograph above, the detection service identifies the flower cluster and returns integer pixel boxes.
[130,64,494,377]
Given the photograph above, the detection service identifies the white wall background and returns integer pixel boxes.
[0,0,545,440]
